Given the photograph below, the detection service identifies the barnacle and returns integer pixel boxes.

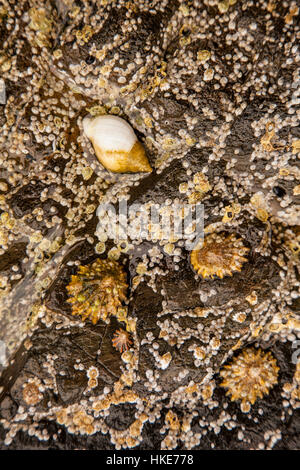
[112,328,133,353]
[22,381,42,406]
[220,347,279,411]
[190,232,249,279]
[28,7,52,33]
[284,227,300,257]
[66,259,128,324]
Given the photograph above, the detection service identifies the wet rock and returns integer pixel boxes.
[104,403,137,431]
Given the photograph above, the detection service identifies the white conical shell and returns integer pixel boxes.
[82,115,152,173]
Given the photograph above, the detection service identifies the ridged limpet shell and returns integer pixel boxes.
[190,232,249,279]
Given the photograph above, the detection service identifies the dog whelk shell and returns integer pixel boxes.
[82,115,152,173]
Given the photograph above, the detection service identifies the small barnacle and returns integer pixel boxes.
[53,49,62,59]
[75,25,93,43]
[250,193,269,222]
[246,291,258,305]
[140,62,168,99]
[95,242,106,254]
[194,346,206,360]
[92,397,111,412]
[88,378,98,389]
[28,7,52,33]
[285,6,299,24]
[112,328,132,353]
[66,258,128,324]
[190,232,249,279]
[0,56,11,72]
[86,105,107,117]
[233,312,247,323]
[35,31,50,48]
[179,26,191,47]
[121,370,134,387]
[218,1,229,13]
[187,172,211,204]
[56,408,68,425]
[201,383,214,401]
[203,68,214,81]
[185,384,199,395]
[260,121,275,151]
[22,381,42,406]
[116,306,128,323]
[188,191,204,204]
[197,50,211,63]
[293,185,300,196]
[279,168,290,177]
[267,0,276,12]
[82,115,152,173]
[136,262,147,276]
[144,116,153,128]
[291,140,300,154]
[87,366,99,380]
[287,238,300,257]
[165,410,180,432]
[179,182,188,194]
[108,247,121,260]
[72,410,95,435]
[158,352,172,370]
[129,419,143,438]
[220,347,279,411]
[81,166,94,181]
[193,172,211,193]
[256,208,269,223]
[222,203,240,223]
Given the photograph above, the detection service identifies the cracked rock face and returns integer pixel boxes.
[0,0,299,450]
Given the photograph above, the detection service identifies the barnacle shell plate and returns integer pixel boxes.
[82,115,152,173]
